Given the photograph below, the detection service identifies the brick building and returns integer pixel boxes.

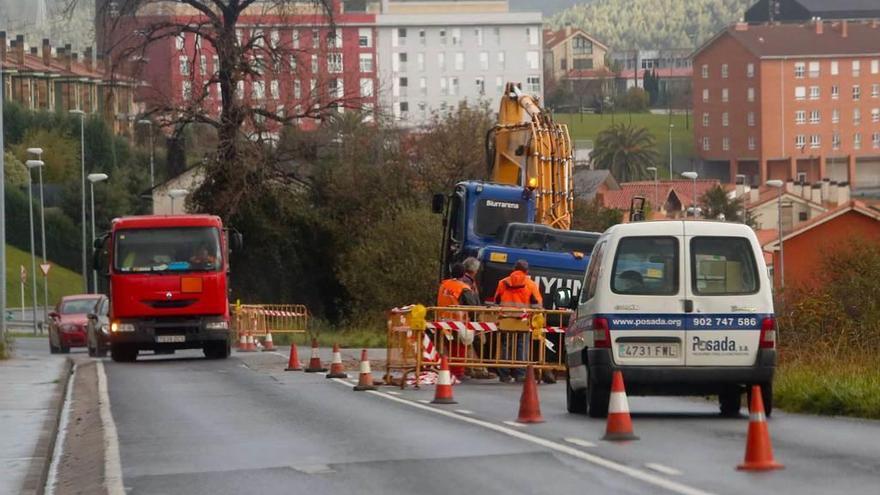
[98,1,378,134]
[693,20,880,188]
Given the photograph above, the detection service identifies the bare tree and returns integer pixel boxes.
[95,0,367,217]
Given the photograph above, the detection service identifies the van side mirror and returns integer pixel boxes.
[431,193,445,214]
[553,288,574,309]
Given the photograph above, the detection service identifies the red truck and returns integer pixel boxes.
[94,214,241,362]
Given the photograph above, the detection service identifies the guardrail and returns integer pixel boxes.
[232,304,309,339]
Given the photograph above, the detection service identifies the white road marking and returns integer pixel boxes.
[45,364,76,495]
[386,391,401,396]
[564,437,597,448]
[417,399,431,404]
[330,378,715,495]
[503,421,528,428]
[454,409,473,415]
[645,463,683,476]
[291,464,335,474]
[97,361,125,495]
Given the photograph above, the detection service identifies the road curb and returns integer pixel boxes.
[20,357,73,495]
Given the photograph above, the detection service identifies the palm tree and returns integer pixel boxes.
[699,185,753,225]
[590,123,659,182]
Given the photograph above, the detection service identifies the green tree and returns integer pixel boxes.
[590,123,659,182]
[11,128,78,182]
[572,198,623,232]
[699,185,751,224]
[3,151,28,187]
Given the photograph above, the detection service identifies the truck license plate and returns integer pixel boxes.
[157,335,185,343]
[619,343,679,358]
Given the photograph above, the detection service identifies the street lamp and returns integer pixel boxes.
[646,166,658,210]
[767,179,785,290]
[668,123,675,178]
[137,119,155,206]
[69,109,88,293]
[87,173,109,293]
[25,160,43,334]
[27,147,49,326]
[0,60,5,342]
[681,171,698,217]
[168,189,188,215]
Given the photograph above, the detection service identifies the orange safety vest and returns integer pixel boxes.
[437,278,471,320]
[495,270,543,307]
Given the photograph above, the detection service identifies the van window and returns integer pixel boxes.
[611,237,679,295]
[580,241,606,303]
[691,237,759,295]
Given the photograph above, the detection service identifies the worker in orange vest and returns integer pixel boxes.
[493,260,542,383]
[437,263,479,380]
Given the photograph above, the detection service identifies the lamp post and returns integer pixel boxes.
[168,189,188,215]
[25,160,43,334]
[682,171,698,217]
[646,166,658,210]
[668,123,675,178]
[1,59,7,341]
[69,109,88,293]
[87,173,109,293]
[27,148,49,326]
[137,119,155,206]
[767,179,785,289]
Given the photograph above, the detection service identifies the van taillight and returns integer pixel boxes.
[593,317,611,348]
[759,317,776,349]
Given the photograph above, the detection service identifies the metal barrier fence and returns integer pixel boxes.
[385,305,572,388]
[233,304,309,339]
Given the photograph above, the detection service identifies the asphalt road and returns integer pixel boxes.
[21,339,880,495]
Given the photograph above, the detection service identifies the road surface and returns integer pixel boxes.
[17,339,880,495]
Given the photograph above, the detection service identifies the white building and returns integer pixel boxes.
[151,166,205,215]
[374,0,543,125]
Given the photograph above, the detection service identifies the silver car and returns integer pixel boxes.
[87,295,110,358]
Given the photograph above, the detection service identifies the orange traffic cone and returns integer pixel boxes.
[353,349,377,391]
[304,338,327,373]
[262,332,276,352]
[245,332,257,352]
[602,371,639,441]
[431,355,457,404]
[325,343,348,379]
[285,342,302,371]
[236,333,247,351]
[516,365,544,423]
[737,385,783,471]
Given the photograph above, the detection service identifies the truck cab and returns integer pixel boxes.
[94,215,239,362]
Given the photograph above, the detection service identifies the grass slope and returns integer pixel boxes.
[4,244,85,309]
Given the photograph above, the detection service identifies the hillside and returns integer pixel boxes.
[4,244,85,309]
[551,0,753,51]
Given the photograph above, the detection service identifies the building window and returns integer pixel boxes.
[794,86,806,100]
[701,64,708,78]
[855,133,862,150]
[475,28,483,46]
[747,111,755,126]
[810,134,820,149]
[853,60,860,77]
[311,54,318,73]
[450,76,459,96]
[359,28,372,47]
[328,53,343,73]
[747,63,754,78]
[526,76,540,93]
[439,28,447,45]
[440,77,448,96]
[794,62,805,78]
[873,108,880,123]
[573,36,592,55]
[475,76,485,95]
[493,27,501,44]
[252,80,265,100]
[748,136,756,150]
[721,63,728,78]
[810,110,820,124]
[176,34,185,50]
[181,80,191,99]
[359,53,373,73]
[438,52,446,71]
[496,76,503,94]
[831,85,839,99]
[397,28,407,46]
[447,27,460,46]
[312,29,320,48]
[416,52,425,71]
[270,80,279,99]
[480,51,489,70]
[873,132,880,149]
[702,112,709,127]
[702,89,709,103]
[397,52,408,71]
[179,56,189,75]
[831,60,838,75]
[574,58,593,70]
[418,29,426,45]
[808,61,819,78]
[795,135,805,148]
[795,110,806,124]
[721,88,728,102]
[419,77,427,96]
[526,51,539,70]
[291,30,300,49]
[872,60,879,74]
[832,109,840,123]
[399,101,409,115]
[810,86,820,99]
[527,27,538,45]
[498,51,505,70]
[199,55,207,76]
[455,52,465,71]
[872,83,880,98]
[747,87,755,102]
[722,112,729,127]
[853,85,861,100]
[832,133,841,150]
[293,80,301,99]
[702,136,710,151]
[854,108,862,124]
[722,137,730,151]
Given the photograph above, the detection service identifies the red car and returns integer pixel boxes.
[49,295,103,353]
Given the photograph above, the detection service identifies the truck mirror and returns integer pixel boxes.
[232,232,244,252]
[431,193,445,214]
[553,288,573,309]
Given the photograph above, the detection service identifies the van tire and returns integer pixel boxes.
[719,388,742,417]
[566,369,587,414]
[748,382,773,418]
[586,369,610,418]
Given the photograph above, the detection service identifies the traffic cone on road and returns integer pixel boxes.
[516,365,544,423]
[737,385,783,471]
[304,338,327,373]
[262,332,276,352]
[431,355,457,404]
[285,342,303,371]
[353,349,377,391]
[325,344,348,379]
[245,332,257,352]
[602,371,639,441]
[236,333,247,351]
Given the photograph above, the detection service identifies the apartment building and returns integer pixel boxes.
[693,20,880,188]
[745,0,880,24]
[374,0,543,124]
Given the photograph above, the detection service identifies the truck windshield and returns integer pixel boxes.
[114,227,222,273]
[475,199,528,239]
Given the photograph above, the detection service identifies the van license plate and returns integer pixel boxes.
[157,335,185,343]
[619,343,679,358]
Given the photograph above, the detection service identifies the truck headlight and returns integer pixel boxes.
[111,322,135,333]
[206,321,228,330]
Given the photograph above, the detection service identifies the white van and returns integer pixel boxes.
[560,221,776,418]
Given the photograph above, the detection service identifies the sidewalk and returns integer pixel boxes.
[0,339,71,495]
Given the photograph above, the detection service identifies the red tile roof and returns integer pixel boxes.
[543,27,608,51]
[600,179,720,210]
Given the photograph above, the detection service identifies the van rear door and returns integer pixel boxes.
[684,225,764,366]
[607,229,686,367]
